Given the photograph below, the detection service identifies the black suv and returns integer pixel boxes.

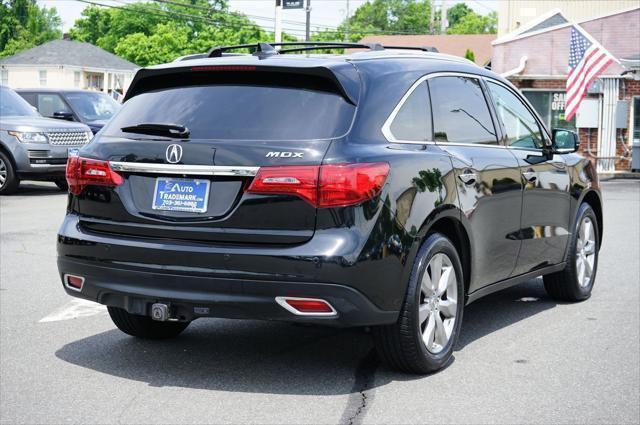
[57,42,602,373]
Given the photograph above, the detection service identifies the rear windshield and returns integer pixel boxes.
[103,84,355,140]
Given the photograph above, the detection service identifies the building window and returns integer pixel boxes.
[523,90,576,132]
[1,69,7,86]
[39,70,47,86]
[74,71,81,88]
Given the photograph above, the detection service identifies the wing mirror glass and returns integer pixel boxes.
[52,111,74,121]
[552,129,579,153]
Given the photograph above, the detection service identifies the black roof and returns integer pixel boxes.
[0,40,138,70]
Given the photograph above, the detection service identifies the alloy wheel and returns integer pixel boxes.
[576,216,596,287]
[0,156,6,189]
[419,253,458,354]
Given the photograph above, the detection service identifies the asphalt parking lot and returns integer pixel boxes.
[1,179,638,425]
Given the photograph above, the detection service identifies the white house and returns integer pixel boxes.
[0,39,138,94]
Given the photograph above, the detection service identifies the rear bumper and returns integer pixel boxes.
[57,257,397,327]
[57,214,400,327]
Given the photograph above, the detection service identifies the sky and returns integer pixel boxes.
[37,0,499,36]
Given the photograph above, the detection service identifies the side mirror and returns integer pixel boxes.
[52,111,74,121]
[552,128,579,153]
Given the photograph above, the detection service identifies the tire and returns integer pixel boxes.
[543,203,599,302]
[373,233,465,374]
[0,151,19,195]
[54,178,68,191]
[107,306,190,339]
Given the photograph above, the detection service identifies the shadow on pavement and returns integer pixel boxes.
[9,182,66,196]
[55,278,556,395]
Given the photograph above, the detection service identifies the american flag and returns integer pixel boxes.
[565,26,614,121]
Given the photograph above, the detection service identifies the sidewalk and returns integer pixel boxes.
[598,171,640,180]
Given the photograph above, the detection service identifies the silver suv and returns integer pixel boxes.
[0,86,92,194]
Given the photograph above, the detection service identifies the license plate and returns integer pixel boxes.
[68,148,79,157]
[152,178,210,213]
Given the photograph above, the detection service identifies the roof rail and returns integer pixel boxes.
[205,42,437,58]
[382,45,439,53]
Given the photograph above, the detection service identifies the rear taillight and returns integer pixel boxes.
[247,162,389,208]
[66,156,124,195]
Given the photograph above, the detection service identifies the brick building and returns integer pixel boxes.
[492,6,640,171]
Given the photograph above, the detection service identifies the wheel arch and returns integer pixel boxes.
[580,189,603,246]
[416,208,472,297]
[0,142,17,171]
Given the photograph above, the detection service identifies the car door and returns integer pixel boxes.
[428,75,523,293]
[484,79,571,275]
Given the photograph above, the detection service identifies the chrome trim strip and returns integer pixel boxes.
[109,162,259,176]
[382,72,489,145]
[275,297,338,317]
[29,164,66,169]
[382,71,553,151]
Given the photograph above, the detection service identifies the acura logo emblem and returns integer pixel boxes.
[166,144,183,164]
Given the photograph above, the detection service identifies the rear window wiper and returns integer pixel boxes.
[120,123,190,138]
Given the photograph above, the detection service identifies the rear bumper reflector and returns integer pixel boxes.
[275,297,337,316]
[63,274,85,292]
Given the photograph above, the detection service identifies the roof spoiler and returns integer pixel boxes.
[124,62,361,105]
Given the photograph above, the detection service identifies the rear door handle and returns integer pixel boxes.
[522,171,537,183]
[458,172,477,185]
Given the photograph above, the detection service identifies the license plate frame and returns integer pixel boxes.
[152,177,210,213]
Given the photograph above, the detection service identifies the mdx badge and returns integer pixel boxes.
[266,151,303,158]
[166,144,183,163]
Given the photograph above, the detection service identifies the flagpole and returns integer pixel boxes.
[570,22,620,64]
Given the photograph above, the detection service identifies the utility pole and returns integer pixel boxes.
[345,0,350,41]
[275,0,283,43]
[429,0,435,35]
[305,0,311,41]
[440,0,448,34]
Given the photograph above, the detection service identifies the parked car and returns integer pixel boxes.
[0,86,92,194]
[56,42,603,374]
[17,88,120,134]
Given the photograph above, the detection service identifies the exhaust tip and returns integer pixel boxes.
[63,274,85,292]
[275,297,337,316]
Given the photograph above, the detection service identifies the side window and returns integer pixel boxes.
[37,94,71,118]
[487,81,544,149]
[429,76,497,145]
[388,81,431,142]
[19,93,37,108]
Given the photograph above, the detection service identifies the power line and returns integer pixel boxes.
[75,0,437,38]
[75,0,308,35]
[144,0,440,35]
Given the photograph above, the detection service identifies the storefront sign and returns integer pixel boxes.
[283,0,304,8]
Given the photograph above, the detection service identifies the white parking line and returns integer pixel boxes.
[39,299,107,323]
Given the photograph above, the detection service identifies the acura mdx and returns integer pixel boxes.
[57,42,602,373]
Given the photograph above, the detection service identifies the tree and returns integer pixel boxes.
[448,11,497,34]
[446,3,472,27]
[69,0,274,66]
[464,48,475,62]
[0,0,62,57]
[313,0,494,44]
